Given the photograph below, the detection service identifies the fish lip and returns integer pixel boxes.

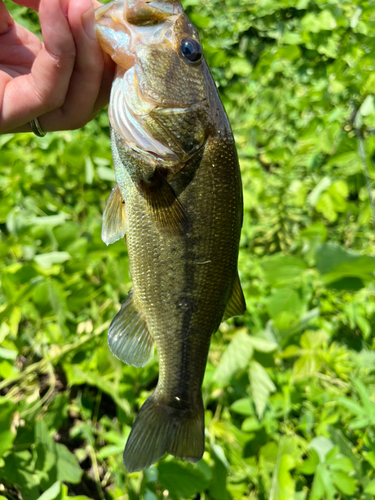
[144,1,176,14]
[94,1,121,21]
[94,0,182,23]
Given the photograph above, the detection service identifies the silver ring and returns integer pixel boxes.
[30,117,46,137]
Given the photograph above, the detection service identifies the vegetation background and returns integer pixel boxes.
[1,0,375,498]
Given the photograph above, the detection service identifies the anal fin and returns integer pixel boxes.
[140,170,189,237]
[108,289,154,367]
[222,272,246,322]
[102,184,127,246]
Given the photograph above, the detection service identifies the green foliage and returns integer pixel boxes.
[1,0,375,498]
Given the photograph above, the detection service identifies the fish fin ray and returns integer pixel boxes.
[222,272,246,322]
[102,184,127,246]
[108,289,154,367]
[141,170,189,236]
[123,393,204,472]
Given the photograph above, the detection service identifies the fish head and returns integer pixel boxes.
[95,0,213,165]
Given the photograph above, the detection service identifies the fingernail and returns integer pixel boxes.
[82,5,97,40]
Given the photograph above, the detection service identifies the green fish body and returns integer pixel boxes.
[95,0,245,472]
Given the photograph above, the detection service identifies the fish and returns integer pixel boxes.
[95,0,246,472]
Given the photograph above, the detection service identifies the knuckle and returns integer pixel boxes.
[75,50,104,77]
[71,119,87,130]
[49,47,76,66]
[61,111,90,130]
[51,93,65,109]
[77,61,103,80]
[34,86,65,111]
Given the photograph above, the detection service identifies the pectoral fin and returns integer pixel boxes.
[140,170,189,236]
[102,184,127,246]
[222,273,246,322]
[108,289,154,367]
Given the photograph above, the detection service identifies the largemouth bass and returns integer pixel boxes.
[95,0,245,472]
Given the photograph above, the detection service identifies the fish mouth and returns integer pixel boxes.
[95,0,182,63]
[95,1,206,163]
[94,0,177,19]
[95,0,182,29]
[95,1,182,161]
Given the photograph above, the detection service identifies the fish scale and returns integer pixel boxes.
[96,0,245,472]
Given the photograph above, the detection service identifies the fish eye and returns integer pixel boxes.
[180,38,203,64]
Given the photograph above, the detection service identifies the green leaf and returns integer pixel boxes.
[241,416,261,432]
[97,444,124,459]
[0,347,18,360]
[230,58,252,77]
[34,252,71,269]
[249,360,276,419]
[352,378,375,418]
[0,451,40,500]
[144,490,158,500]
[230,398,253,416]
[328,455,353,473]
[309,464,326,500]
[25,213,70,228]
[301,10,337,32]
[55,444,82,484]
[364,451,375,468]
[328,427,359,468]
[261,255,307,286]
[300,330,328,350]
[267,288,303,319]
[213,331,254,386]
[84,157,94,185]
[209,446,229,499]
[309,437,334,462]
[96,165,116,181]
[277,454,296,500]
[316,242,375,284]
[189,13,210,27]
[64,368,131,415]
[293,354,320,380]
[331,471,356,495]
[337,397,367,418]
[247,337,278,353]
[36,482,62,500]
[365,479,375,494]
[158,461,209,498]
[299,450,319,475]
[360,95,375,116]
[0,398,16,457]
[307,177,332,206]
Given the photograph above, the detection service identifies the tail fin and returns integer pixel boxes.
[123,393,204,472]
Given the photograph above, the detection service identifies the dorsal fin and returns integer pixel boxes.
[102,184,127,246]
[222,273,246,322]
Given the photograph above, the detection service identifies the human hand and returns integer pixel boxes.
[0,0,115,134]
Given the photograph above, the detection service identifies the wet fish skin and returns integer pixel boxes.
[96,0,245,472]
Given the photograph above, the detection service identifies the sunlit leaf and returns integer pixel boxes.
[249,360,276,419]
